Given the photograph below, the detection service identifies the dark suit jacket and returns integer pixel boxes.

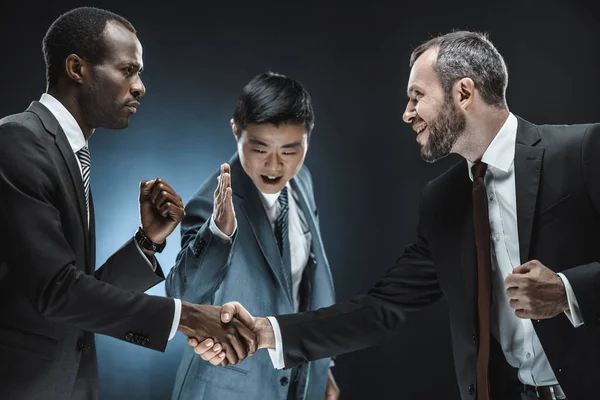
[273,117,600,400]
[0,102,175,399]
[167,154,335,400]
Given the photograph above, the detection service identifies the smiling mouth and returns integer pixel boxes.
[415,124,428,135]
[261,175,283,184]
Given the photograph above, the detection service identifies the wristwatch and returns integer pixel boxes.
[134,227,166,253]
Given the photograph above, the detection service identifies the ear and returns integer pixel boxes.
[454,77,475,110]
[64,54,87,84]
[230,118,240,141]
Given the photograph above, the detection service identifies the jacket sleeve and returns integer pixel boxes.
[276,183,441,368]
[165,174,235,304]
[95,239,165,292]
[0,122,174,352]
[561,123,600,326]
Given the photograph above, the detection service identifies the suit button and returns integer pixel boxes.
[472,335,476,343]
[280,377,289,386]
[126,333,133,341]
[468,384,475,395]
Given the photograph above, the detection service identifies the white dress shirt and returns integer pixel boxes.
[267,113,584,378]
[209,182,312,368]
[39,93,181,341]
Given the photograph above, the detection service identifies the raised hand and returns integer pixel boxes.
[178,301,257,365]
[213,163,236,236]
[505,259,569,319]
[139,178,185,245]
[187,301,275,366]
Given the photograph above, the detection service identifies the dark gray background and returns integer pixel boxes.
[1,0,597,398]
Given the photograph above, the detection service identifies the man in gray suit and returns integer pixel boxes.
[166,72,339,400]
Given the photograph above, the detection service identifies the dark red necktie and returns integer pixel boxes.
[472,161,492,400]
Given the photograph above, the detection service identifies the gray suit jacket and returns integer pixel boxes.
[166,153,335,400]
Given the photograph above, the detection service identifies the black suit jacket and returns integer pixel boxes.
[275,117,600,400]
[0,102,175,399]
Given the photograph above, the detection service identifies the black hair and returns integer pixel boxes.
[233,72,315,137]
[43,6,136,88]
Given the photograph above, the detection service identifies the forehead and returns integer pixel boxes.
[101,20,143,64]
[407,47,440,93]
[244,123,306,144]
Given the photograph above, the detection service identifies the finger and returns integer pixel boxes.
[223,171,231,191]
[225,187,234,212]
[187,337,200,347]
[150,179,166,203]
[191,337,214,350]
[515,308,531,319]
[195,342,222,357]
[221,301,252,324]
[504,273,524,288]
[152,178,177,194]
[158,202,185,221]
[210,352,226,366]
[226,328,249,363]
[221,342,239,365]
[155,191,183,209]
[139,179,156,200]
[513,262,533,274]
[215,167,224,201]
[222,163,231,175]
[506,287,518,299]
[509,298,520,309]
[232,319,257,356]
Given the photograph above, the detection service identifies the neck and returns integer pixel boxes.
[47,87,94,140]
[453,107,510,163]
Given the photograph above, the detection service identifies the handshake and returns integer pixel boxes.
[177,301,275,366]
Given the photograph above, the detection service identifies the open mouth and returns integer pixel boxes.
[416,124,428,135]
[260,175,283,185]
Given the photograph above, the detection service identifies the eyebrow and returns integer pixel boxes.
[406,84,424,98]
[248,138,302,149]
[123,61,143,72]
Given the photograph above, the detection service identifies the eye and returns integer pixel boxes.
[253,149,267,154]
[414,91,424,101]
[123,67,133,76]
[282,151,297,156]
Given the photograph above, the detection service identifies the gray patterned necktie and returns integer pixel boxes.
[76,145,91,215]
[275,187,289,256]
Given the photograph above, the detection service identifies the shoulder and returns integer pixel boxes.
[293,164,314,192]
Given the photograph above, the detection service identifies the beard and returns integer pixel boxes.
[420,97,467,163]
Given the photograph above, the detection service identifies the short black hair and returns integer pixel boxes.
[233,72,315,138]
[43,6,136,88]
[410,31,508,108]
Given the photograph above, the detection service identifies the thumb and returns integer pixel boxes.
[221,301,254,325]
[513,262,532,274]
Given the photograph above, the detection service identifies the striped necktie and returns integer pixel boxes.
[275,187,289,256]
[76,145,91,216]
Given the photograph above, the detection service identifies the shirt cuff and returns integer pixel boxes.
[557,273,584,327]
[168,299,182,341]
[209,215,237,243]
[266,316,285,369]
[134,238,157,272]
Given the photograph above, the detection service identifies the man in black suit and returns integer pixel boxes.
[194,31,600,400]
[0,7,255,400]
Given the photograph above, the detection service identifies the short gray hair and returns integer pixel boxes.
[410,31,508,108]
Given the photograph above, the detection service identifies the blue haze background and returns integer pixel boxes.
[0,0,597,398]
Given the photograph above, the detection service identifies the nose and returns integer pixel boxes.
[403,100,416,124]
[130,75,146,98]
[265,152,282,171]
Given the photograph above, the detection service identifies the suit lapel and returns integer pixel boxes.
[514,118,544,264]
[290,178,334,292]
[26,102,91,267]
[230,156,294,307]
[88,192,97,275]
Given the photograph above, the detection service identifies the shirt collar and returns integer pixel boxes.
[467,112,518,181]
[258,182,291,209]
[39,93,89,154]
